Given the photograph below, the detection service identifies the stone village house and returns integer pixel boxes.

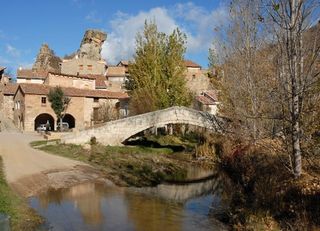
[12,72,128,132]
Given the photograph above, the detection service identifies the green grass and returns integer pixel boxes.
[33,141,188,187]
[37,143,89,162]
[103,145,174,155]
[0,156,43,230]
[30,139,60,147]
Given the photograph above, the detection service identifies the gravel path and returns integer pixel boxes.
[0,132,100,196]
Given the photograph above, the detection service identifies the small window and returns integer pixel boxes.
[93,97,99,103]
[87,65,93,70]
[192,74,196,79]
[79,65,83,70]
[41,97,46,104]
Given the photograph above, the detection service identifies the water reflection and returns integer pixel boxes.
[30,174,228,231]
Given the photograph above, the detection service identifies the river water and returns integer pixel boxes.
[29,168,229,231]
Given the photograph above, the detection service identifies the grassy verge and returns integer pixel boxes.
[0,156,43,230]
[33,141,189,187]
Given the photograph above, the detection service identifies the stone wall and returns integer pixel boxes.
[16,78,44,84]
[46,73,95,90]
[3,95,14,121]
[13,89,26,130]
[185,70,212,95]
[61,58,106,76]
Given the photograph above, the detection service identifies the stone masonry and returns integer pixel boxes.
[62,106,223,146]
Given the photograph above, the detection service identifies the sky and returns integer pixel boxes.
[0,0,228,75]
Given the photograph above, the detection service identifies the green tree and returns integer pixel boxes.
[127,21,192,115]
[48,86,70,131]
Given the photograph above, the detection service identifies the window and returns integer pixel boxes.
[41,97,46,104]
[87,65,93,70]
[192,74,196,79]
[93,97,99,103]
[79,65,84,70]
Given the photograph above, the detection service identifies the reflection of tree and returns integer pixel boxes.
[125,193,183,231]
[38,188,65,209]
[38,183,106,225]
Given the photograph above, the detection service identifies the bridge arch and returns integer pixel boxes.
[62,106,222,146]
[34,113,55,131]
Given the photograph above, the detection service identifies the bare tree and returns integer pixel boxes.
[217,0,273,142]
[267,0,320,177]
[96,102,119,123]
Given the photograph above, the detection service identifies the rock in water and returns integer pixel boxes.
[32,44,61,72]
[78,29,107,61]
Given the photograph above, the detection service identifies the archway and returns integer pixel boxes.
[34,113,55,131]
[63,114,75,129]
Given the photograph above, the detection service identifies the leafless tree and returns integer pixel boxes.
[267,0,320,177]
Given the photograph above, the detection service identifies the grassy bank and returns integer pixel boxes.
[0,156,43,230]
[31,140,191,187]
[218,140,320,230]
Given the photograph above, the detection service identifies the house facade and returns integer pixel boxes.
[13,81,128,132]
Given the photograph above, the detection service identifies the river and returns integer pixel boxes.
[29,167,229,231]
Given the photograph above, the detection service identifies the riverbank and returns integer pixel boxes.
[218,139,320,230]
[31,138,212,187]
[0,156,43,230]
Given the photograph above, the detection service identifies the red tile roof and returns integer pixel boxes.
[90,75,107,89]
[196,95,216,105]
[196,90,218,105]
[17,69,48,79]
[184,60,201,68]
[17,83,128,99]
[49,72,97,80]
[3,83,18,95]
[106,66,126,77]
[203,90,218,101]
[117,60,129,66]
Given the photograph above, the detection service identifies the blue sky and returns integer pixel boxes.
[0,0,227,75]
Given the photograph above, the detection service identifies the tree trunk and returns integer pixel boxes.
[290,0,302,177]
[59,117,63,132]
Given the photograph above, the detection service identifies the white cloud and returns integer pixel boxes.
[174,2,228,53]
[102,7,178,64]
[101,3,228,65]
[6,44,21,58]
[85,11,102,23]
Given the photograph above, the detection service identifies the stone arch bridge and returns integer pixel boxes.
[62,106,224,146]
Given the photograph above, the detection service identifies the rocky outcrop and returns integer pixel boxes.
[32,44,61,72]
[77,29,107,61]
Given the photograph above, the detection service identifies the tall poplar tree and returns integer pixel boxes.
[127,21,192,115]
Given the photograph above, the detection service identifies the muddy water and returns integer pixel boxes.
[29,168,229,231]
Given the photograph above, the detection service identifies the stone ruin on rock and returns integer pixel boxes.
[77,29,107,61]
[32,43,61,72]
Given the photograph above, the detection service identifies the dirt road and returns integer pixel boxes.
[0,132,102,197]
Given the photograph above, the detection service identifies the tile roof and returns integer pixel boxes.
[18,83,128,99]
[203,90,218,101]
[106,66,126,77]
[49,72,97,80]
[17,69,48,79]
[196,95,216,105]
[196,90,218,105]
[3,83,18,95]
[91,75,107,89]
[184,60,201,68]
[117,60,129,66]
